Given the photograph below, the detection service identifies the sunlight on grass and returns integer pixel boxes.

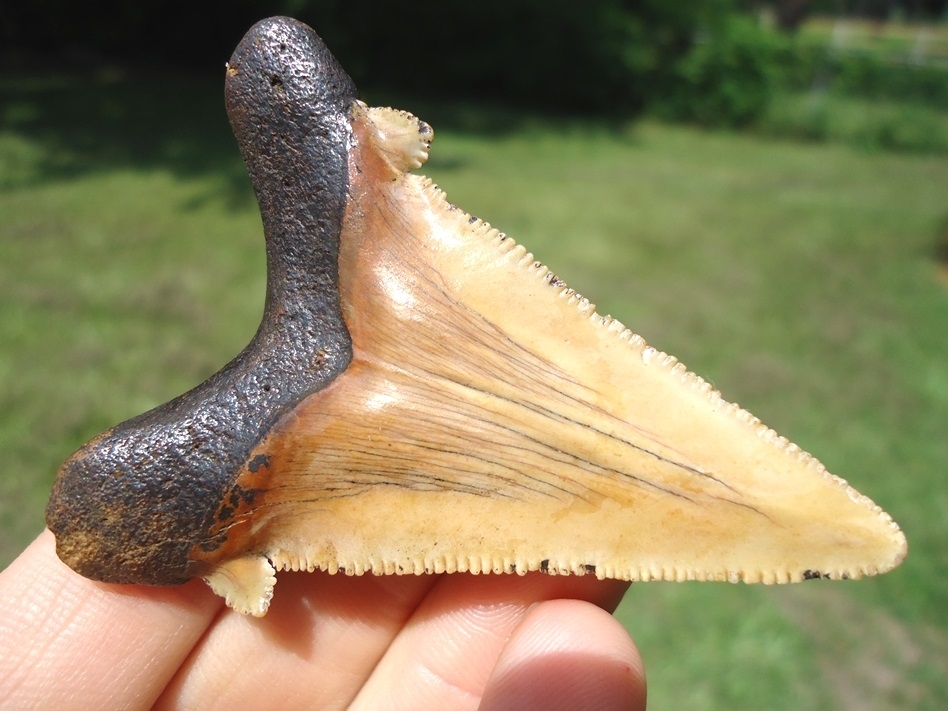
[1,76,946,709]
[762,90,948,153]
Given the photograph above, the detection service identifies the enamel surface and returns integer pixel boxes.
[200,102,907,616]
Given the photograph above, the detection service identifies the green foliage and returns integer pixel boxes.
[0,0,740,114]
[827,52,948,109]
[649,17,948,148]
[755,26,948,152]
[295,0,739,114]
[6,2,946,149]
[761,90,948,153]
[769,37,948,110]
[658,16,775,127]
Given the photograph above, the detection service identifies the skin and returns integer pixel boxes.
[0,530,646,710]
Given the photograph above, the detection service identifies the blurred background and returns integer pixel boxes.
[1,1,946,708]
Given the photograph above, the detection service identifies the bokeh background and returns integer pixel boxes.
[2,1,946,708]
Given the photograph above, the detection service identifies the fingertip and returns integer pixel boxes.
[2,529,221,617]
[0,530,222,709]
[479,598,646,711]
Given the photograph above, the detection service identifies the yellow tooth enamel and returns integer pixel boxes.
[200,101,905,615]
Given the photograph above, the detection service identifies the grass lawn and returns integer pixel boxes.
[1,73,946,709]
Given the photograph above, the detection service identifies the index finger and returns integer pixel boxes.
[0,530,222,710]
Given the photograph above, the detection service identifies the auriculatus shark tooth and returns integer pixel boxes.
[46,17,906,617]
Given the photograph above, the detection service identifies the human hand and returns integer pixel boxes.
[0,530,645,709]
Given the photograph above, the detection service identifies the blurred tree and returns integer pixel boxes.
[0,0,274,69]
[0,0,737,114]
[658,15,776,127]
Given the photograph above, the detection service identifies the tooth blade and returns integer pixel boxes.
[203,104,905,591]
[241,351,904,586]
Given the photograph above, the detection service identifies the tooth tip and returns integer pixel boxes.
[363,105,433,173]
[204,555,276,616]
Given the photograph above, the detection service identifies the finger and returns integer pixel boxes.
[349,573,629,711]
[0,530,222,711]
[155,569,441,710]
[479,598,646,711]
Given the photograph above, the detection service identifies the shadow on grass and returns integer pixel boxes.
[0,69,633,198]
[0,69,251,206]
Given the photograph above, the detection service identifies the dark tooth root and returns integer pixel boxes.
[44,16,358,586]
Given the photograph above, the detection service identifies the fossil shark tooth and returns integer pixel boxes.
[45,17,906,617]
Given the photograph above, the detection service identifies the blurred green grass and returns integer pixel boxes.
[1,73,946,709]
[762,90,948,153]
